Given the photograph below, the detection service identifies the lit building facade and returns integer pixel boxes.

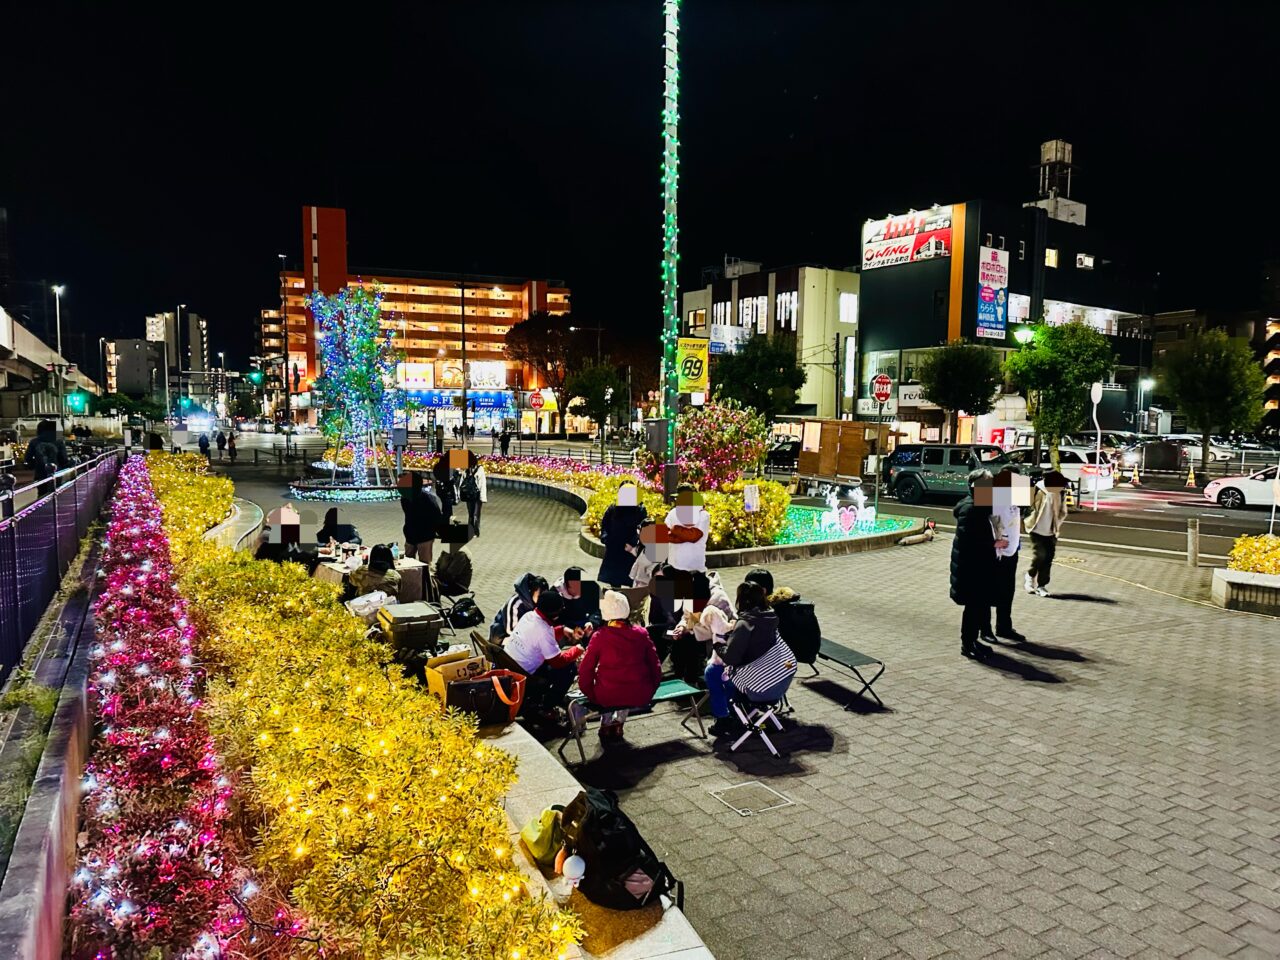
[105,338,164,397]
[262,206,570,432]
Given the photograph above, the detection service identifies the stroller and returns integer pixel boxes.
[432,549,484,636]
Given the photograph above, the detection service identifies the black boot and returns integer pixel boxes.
[962,637,990,661]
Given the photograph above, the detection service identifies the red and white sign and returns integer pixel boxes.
[528,391,545,410]
[872,374,894,404]
[861,205,954,271]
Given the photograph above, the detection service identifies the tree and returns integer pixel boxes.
[308,284,399,479]
[1160,328,1265,471]
[916,339,1003,442]
[504,311,575,393]
[97,392,165,422]
[566,361,626,457]
[713,334,807,422]
[1005,321,1114,468]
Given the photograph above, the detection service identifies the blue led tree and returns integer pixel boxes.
[307,284,399,481]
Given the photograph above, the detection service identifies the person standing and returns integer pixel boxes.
[433,456,458,520]
[598,483,647,586]
[499,429,512,457]
[989,469,1027,644]
[460,457,487,536]
[1026,471,1069,597]
[435,423,444,454]
[665,484,711,575]
[198,433,211,460]
[951,469,1000,661]
[227,433,238,463]
[399,471,443,564]
[215,431,227,460]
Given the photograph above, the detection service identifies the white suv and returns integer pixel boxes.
[1005,446,1115,493]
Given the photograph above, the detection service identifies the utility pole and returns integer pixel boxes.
[833,332,842,419]
[52,285,66,434]
[279,254,291,458]
[460,277,468,444]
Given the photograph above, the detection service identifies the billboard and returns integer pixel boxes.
[861,206,954,271]
[676,337,709,393]
[975,246,1009,340]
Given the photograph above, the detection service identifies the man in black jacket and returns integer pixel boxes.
[950,469,1002,661]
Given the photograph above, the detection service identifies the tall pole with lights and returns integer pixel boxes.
[660,0,680,467]
[52,285,66,433]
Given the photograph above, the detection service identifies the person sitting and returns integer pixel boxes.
[745,568,821,665]
[316,507,361,546]
[503,591,584,719]
[350,544,401,600]
[491,573,549,642]
[704,581,797,736]
[554,566,601,633]
[575,591,663,739]
[667,569,735,684]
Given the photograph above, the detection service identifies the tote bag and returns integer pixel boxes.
[730,633,798,697]
[445,669,525,725]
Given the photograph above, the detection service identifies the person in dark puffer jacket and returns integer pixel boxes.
[951,469,1000,661]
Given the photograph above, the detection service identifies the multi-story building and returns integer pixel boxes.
[681,258,859,418]
[262,206,571,433]
[855,140,1152,442]
[146,309,209,374]
[105,338,165,397]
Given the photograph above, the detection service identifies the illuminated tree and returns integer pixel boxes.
[308,285,399,480]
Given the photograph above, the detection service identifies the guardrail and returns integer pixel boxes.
[0,450,123,685]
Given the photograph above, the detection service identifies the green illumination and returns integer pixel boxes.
[773,505,917,546]
[660,0,680,464]
[247,369,264,385]
[67,390,89,414]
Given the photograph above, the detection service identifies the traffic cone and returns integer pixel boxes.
[1064,481,1079,509]
[1130,463,1142,486]
[1185,464,1197,487]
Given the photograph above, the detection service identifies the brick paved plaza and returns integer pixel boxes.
[240,479,1280,960]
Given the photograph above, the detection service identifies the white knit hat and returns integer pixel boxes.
[600,590,630,622]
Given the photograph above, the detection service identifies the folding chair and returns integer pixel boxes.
[729,695,787,757]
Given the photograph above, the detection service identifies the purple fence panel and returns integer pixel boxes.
[0,523,18,679]
[55,487,77,574]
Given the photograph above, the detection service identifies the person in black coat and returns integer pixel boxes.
[316,507,361,546]
[597,484,647,586]
[432,456,457,520]
[951,469,1001,661]
[399,471,444,564]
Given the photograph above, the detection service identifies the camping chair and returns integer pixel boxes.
[728,670,796,758]
[471,632,549,718]
[433,551,476,638]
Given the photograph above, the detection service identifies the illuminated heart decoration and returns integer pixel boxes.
[839,507,857,532]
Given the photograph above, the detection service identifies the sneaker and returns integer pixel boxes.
[1024,573,1037,594]
[1035,586,1051,598]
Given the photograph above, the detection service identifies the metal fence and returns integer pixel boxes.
[0,450,123,686]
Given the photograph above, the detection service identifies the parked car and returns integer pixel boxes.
[882,444,1020,504]
[1203,465,1279,509]
[1161,435,1234,462]
[765,438,801,471]
[1005,446,1115,493]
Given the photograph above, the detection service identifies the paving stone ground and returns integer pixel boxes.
[236,476,1280,960]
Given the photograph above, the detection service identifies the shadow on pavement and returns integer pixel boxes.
[710,721,836,775]
[1002,639,1090,663]
[801,678,894,714]
[573,739,704,790]
[1048,592,1120,604]
[977,649,1064,683]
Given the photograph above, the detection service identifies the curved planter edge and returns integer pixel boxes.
[1211,568,1280,616]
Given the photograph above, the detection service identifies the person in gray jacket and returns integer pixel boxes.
[704,580,792,736]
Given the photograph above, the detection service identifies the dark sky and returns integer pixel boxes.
[3,1,1275,375]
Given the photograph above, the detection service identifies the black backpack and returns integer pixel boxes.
[460,468,480,501]
[561,787,682,911]
[445,597,485,628]
[775,597,822,665]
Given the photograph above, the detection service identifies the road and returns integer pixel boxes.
[829,483,1279,563]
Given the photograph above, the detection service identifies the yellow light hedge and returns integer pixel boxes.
[148,454,582,959]
[1228,533,1280,575]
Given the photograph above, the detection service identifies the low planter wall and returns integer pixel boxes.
[1211,568,1280,615]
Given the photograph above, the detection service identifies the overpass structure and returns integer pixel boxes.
[0,306,100,420]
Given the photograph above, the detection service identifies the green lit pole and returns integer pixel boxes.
[660,0,680,465]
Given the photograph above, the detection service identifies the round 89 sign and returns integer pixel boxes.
[872,374,894,404]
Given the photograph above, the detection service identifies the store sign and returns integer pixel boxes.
[975,246,1009,340]
[403,389,514,411]
[856,398,898,416]
[467,360,507,389]
[708,323,747,355]
[861,205,954,271]
[898,384,939,409]
[677,337,709,393]
[396,362,435,389]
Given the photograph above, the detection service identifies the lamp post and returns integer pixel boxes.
[1137,377,1155,435]
[176,303,187,427]
[659,0,680,478]
[98,336,107,392]
[51,285,66,432]
[278,253,291,458]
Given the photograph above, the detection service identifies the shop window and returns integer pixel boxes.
[839,292,858,325]
[1045,248,1059,268]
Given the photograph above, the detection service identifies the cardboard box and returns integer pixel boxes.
[426,655,489,703]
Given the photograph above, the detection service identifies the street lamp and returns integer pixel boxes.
[1137,377,1155,435]
[1013,326,1034,345]
[51,285,66,432]
[569,325,604,364]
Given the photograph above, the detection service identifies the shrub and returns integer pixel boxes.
[1228,534,1280,575]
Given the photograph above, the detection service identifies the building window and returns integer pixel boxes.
[839,291,858,325]
[775,291,797,331]
[738,295,767,333]
[1018,240,1026,261]
[862,350,899,397]
[1075,252,1095,270]
[1045,248,1059,268]
[712,301,731,326]
[686,308,707,334]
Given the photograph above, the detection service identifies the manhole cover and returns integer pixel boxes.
[709,781,794,817]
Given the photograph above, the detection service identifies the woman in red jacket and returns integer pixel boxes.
[576,590,663,739]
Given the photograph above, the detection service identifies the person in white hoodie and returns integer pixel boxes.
[1024,470,1069,597]
[989,468,1030,643]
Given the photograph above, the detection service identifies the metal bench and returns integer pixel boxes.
[558,678,707,764]
[805,637,885,709]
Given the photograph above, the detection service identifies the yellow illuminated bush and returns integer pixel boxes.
[147,454,582,959]
[1228,533,1280,575]
[703,479,789,549]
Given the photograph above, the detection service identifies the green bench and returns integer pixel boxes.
[558,678,707,765]
[805,637,885,710]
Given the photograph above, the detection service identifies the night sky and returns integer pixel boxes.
[3,2,1275,375]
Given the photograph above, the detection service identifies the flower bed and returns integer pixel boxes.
[1228,533,1280,575]
[70,454,581,959]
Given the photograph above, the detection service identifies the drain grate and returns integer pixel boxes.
[709,781,795,817]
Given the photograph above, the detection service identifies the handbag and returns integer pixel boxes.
[730,633,798,696]
[445,669,525,725]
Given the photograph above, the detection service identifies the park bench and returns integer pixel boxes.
[804,637,886,710]
[559,678,707,765]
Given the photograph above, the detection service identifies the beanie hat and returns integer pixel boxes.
[600,590,630,622]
